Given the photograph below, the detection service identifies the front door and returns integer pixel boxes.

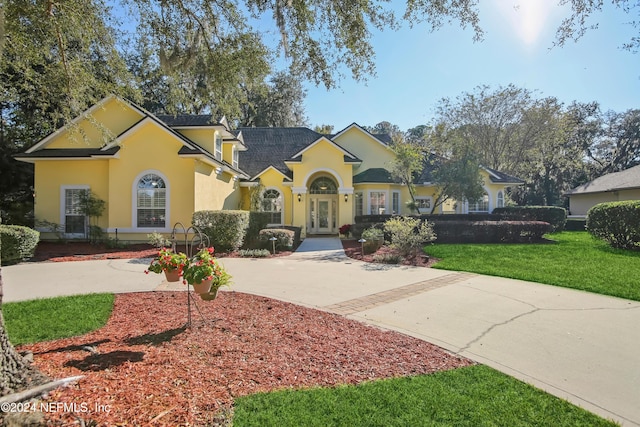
[310,197,334,234]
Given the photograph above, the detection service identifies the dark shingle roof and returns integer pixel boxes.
[236,127,326,178]
[353,168,398,184]
[483,167,525,184]
[566,164,640,195]
[156,114,218,127]
[15,147,120,159]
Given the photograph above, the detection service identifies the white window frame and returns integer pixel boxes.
[232,145,239,169]
[414,196,432,214]
[215,133,223,160]
[262,187,283,225]
[469,192,490,213]
[497,191,504,208]
[368,190,388,215]
[354,191,364,217]
[131,170,170,231]
[392,191,401,215]
[60,185,89,238]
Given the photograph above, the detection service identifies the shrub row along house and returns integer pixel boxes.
[16,96,523,241]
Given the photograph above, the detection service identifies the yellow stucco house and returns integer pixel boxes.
[16,96,522,241]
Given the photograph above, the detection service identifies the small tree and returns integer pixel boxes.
[430,150,485,214]
[388,137,425,213]
[384,216,436,259]
[78,190,106,243]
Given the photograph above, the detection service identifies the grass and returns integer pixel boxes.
[425,231,640,301]
[233,365,616,427]
[3,293,114,345]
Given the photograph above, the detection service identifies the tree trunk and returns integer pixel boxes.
[0,224,49,396]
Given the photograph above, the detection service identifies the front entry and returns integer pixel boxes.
[310,197,336,234]
[308,176,338,234]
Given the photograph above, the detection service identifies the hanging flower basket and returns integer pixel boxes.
[199,288,219,301]
[182,247,232,296]
[191,278,213,294]
[164,269,181,282]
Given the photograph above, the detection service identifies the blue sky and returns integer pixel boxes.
[293,1,639,132]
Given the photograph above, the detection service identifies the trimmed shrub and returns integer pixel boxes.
[587,200,640,250]
[266,225,302,249]
[0,225,40,265]
[259,228,295,251]
[238,249,271,258]
[244,212,271,248]
[372,253,404,264]
[383,216,436,258]
[493,206,567,232]
[432,220,551,243]
[361,226,384,254]
[192,210,250,252]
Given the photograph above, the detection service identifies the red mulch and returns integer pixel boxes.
[340,239,438,268]
[30,242,292,263]
[19,291,473,426]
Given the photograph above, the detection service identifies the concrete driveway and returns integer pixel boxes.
[3,237,640,426]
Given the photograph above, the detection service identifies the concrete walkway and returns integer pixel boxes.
[3,238,640,426]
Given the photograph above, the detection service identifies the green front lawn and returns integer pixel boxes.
[233,365,616,427]
[3,293,114,345]
[426,231,640,301]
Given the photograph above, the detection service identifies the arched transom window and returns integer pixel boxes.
[137,174,166,227]
[262,189,282,224]
[309,177,337,194]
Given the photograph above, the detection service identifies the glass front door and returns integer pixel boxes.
[310,197,334,233]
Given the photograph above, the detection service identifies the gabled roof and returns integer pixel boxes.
[353,168,398,184]
[288,136,360,161]
[236,127,326,178]
[566,164,640,195]
[330,123,392,149]
[482,167,525,184]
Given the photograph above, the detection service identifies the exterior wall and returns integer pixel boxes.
[47,97,143,149]
[178,129,215,155]
[333,127,394,173]
[289,140,354,234]
[105,121,196,235]
[34,160,110,239]
[193,162,240,212]
[569,189,640,216]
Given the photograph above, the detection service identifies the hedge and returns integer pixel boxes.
[192,210,250,252]
[259,228,295,251]
[433,220,552,243]
[493,206,567,232]
[0,225,40,265]
[245,212,271,248]
[587,200,640,250]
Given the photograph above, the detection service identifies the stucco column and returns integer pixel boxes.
[339,187,354,228]
[291,187,308,236]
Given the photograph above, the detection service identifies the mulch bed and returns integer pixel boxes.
[340,239,438,268]
[18,291,473,425]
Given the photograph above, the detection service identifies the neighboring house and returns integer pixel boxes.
[565,165,640,216]
[16,96,522,241]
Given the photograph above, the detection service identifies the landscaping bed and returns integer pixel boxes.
[18,291,472,425]
[340,239,437,268]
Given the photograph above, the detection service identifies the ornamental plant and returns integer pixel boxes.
[146,248,188,274]
[339,224,352,237]
[182,247,232,290]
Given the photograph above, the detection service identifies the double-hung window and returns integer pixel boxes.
[369,192,386,215]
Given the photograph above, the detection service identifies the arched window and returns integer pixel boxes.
[469,192,489,213]
[309,177,337,194]
[497,191,504,208]
[262,189,282,224]
[137,173,166,227]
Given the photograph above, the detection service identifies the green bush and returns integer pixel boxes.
[361,226,384,254]
[587,200,640,250]
[371,253,404,264]
[384,216,436,258]
[0,225,40,265]
[238,249,271,258]
[433,221,552,243]
[192,210,250,252]
[259,228,295,251]
[245,212,272,248]
[493,206,567,232]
